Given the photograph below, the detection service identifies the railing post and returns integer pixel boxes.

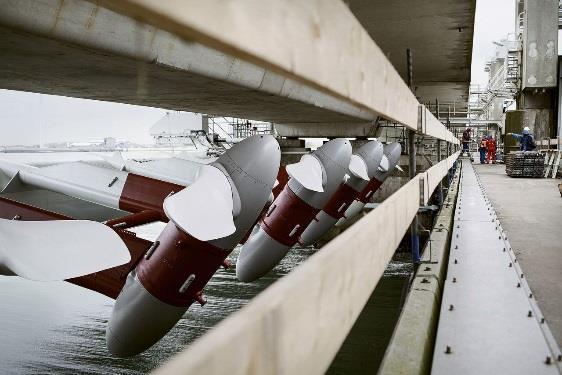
[437,138,443,205]
[407,48,420,264]
[409,128,420,264]
[446,112,453,186]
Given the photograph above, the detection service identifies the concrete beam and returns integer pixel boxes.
[275,122,378,138]
[98,0,422,127]
[0,0,372,125]
[0,0,461,142]
[441,118,503,126]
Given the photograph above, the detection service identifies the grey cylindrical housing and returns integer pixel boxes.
[300,140,384,245]
[210,135,280,250]
[335,143,402,227]
[236,224,290,282]
[372,142,402,181]
[299,210,338,246]
[356,140,385,178]
[236,138,351,282]
[106,272,187,357]
[289,138,352,209]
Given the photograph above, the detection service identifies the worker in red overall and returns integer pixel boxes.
[486,136,497,164]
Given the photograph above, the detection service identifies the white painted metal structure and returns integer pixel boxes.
[432,160,562,374]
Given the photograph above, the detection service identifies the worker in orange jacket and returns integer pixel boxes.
[486,136,497,164]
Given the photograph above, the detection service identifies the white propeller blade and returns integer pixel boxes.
[0,219,130,281]
[286,154,324,192]
[378,155,390,172]
[395,165,404,172]
[101,152,126,171]
[348,154,369,181]
[163,165,236,241]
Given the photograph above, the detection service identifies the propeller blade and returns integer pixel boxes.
[127,158,202,186]
[101,152,126,171]
[285,154,324,192]
[395,165,404,172]
[378,155,390,172]
[163,165,236,241]
[348,154,369,181]
[0,219,130,281]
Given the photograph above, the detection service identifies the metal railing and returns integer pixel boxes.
[208,117,273,143]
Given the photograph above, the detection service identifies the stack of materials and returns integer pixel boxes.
[505,151,544,177]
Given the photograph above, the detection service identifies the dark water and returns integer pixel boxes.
[327,276,409,374]
[0,221,411,374]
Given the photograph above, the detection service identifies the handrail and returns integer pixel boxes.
[153,152,460,375]
[423,108,460,145]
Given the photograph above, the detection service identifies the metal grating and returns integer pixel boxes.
[432,160,561,374]
[506,152,545,178]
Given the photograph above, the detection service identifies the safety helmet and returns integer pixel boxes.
[523,126,530,135]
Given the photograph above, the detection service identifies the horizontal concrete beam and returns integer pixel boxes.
[440,118,503,126]
[0,0,372,125]
[423,108,460,145]
[275,122,378,138]
[99,0,421,127]
[0,0,459,142]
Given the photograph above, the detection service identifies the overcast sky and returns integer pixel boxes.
[0,1,516,146]
[471,0,516,86]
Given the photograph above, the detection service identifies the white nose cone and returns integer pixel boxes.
[285,154,324,192]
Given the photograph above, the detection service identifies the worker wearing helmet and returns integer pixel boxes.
[507,127,536,151]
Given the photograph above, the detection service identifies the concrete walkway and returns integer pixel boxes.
[474,162,562,346]
[432,160,560,374]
